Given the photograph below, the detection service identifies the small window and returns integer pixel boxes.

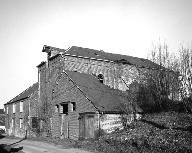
[19,118,23,128]
[32,117,38,128]
[6,106,8,114]
[60,103,68,114]
[11,118,15,128]
[98,74,104,83]
[13,103,16,114]
[20,102,23,113]
[55,104,59,113]
[72,102,76,111]
[68,102,76,112]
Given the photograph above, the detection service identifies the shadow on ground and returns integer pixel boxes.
[0,134,5,139]
[0,134,23,153]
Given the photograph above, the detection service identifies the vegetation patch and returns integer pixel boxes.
[76,111,192,153]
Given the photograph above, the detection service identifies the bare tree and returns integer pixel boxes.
[176,46,192,112]
[147,41,181,109]
[148,41,192,113]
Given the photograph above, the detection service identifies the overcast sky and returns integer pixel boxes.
[0,0,192,108]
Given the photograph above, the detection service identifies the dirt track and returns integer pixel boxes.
[0,138,93,153]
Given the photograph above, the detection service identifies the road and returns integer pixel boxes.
[0,138,93,153]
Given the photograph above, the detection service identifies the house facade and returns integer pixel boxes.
[4,83,38,137]
[5,45,173,139]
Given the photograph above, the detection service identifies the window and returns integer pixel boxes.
[11,118,15,128]
[55,104,59,113]
[31,117,38,128]
[20,102,23,112]
[6,106,8,114]
[60,103,68,114]
[98,74,104,83]
[13,103,16,114]
[72,102,76,111]
[19,118,23,128]
[68,102,76,112]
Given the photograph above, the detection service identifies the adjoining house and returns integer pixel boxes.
[4,45,176,139]
[0,109,5,131]
[4,83,38,137]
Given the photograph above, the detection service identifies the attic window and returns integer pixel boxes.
[98,74,104,83]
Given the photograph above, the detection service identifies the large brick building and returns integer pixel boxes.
[5,45,165,139]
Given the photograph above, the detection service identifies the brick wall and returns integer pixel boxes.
[36,52,147,139]
[49,55,143,91]
[50,69,96,139]
[5,101,24,137]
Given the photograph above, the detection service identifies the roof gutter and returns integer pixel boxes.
[5,96,29,105]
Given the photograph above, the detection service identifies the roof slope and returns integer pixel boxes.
[65,46,161,69]
[6,82,38,104]
[65,70,141,112]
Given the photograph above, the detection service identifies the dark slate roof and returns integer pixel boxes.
[65,70,142,113]
[6,82,38,104]
[65,46,161,69]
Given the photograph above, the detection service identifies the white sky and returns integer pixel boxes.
[0,0,192,108]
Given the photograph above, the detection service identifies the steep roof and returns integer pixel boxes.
[65,46,161,69]
[6,82,38,104]
[65,70,142,113]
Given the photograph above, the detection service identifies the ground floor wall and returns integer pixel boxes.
[50,112,126,140]
[5,111,141,139]
[6,117,39,138]
[51,112,79,140]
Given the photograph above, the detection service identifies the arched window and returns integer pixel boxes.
[98,74,104,83]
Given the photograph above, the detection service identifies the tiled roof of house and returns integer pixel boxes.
[42,45,162,69]
[65,70,142,113]
[6,82,38,104]
[65,46,161,69]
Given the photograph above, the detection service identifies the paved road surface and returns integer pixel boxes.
[0,138,93,153]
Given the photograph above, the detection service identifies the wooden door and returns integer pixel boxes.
[85,115,95,139]
[79,115,85,139]
[61,114,69,138]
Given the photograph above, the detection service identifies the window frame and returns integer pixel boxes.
[19,118,23,128]
[20,101,23,113]
[13,103,16,114]
[6,106,8,114]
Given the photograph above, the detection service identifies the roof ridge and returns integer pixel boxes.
[64,46,166,70]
